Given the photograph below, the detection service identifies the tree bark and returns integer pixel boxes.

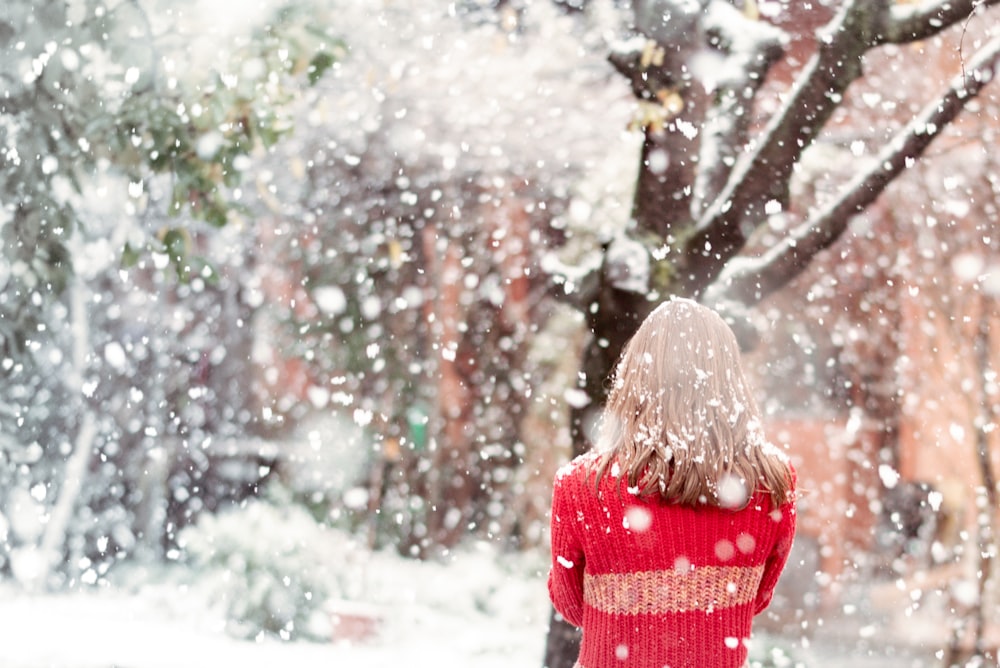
[543,607,582,668]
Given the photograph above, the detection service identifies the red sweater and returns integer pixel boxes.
[548,452,796,668]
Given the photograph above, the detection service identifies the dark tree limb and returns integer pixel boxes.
[705,35,1000,307]
[690,1,787,219]
[682,0,878,290]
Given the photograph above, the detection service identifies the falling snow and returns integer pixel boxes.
[1,0,999,666]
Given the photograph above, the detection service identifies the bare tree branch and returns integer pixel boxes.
[681,0,876,290]
[706,35,1000,307]
[690,1,787,219]
[681,0,1000,294]
[880,0,1000,45]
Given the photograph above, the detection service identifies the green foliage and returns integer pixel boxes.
[0,0,344,582]
[106,3,341,280]
[0,0,342,354]
[308,50,338,86]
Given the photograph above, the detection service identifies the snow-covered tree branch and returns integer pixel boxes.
[679,0,999,294]
[690,1,787,219]
[706,33,1000,307]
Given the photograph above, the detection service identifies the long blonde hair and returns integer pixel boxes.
[594,298,793,508]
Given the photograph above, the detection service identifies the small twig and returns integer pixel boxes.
[957,0,985,81]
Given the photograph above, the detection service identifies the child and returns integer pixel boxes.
[548,298,796,668]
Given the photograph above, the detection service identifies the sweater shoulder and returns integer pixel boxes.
[554,451,601,487]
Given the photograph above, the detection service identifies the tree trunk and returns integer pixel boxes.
[543,607,583,668]
[426,235,478,550]
[36,281,95,588]
[951,301,998,663]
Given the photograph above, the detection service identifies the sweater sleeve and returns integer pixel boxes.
[754,479,797,614]
[547,465,586,627]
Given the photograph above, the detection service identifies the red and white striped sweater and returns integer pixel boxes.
[547,452,796,668]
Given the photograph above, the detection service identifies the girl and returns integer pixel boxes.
[548,298,796,668]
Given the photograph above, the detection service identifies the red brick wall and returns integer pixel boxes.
[766,416,881,603]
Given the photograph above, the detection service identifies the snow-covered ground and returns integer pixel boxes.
[0,541,550,668]
[0,540,935,668]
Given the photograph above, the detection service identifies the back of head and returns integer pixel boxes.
[595,298,792,508]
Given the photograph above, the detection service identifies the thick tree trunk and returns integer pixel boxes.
[542,277,653,664]
[36,281,95,589]
[426,237,477,549]
[543,607,582,668]
[634,126,701,240]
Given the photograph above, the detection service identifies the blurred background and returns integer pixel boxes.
[1,0,999,666]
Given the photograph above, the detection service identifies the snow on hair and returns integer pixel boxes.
[594,298,793,508]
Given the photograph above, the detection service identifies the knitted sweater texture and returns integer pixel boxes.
[548,452,796,668]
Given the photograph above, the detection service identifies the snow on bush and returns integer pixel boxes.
[178,490,362,642]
